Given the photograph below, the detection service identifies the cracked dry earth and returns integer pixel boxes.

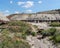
[26,36,57,48]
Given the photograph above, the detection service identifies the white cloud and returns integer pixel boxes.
[38,1,42,4]
[22,1,34,8]
[10,1,13,4]
[4,14,10,16]
[26,10,32,13]
[17,1,34,8]
[17,2,25,5]
[5,10,9,13]
[4,10,10,16]
[15,11,20,14]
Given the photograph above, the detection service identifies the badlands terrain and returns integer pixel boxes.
[0,9,60,48]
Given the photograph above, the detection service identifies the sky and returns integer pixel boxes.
[0,0,60,15]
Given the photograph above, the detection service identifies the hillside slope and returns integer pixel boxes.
[7,9,60,21]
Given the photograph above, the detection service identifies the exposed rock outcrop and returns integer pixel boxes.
[7,9,60,21]
[0,13,9,23]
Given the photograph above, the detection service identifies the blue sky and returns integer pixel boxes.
[0,0,60,15]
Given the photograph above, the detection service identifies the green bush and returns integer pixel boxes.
[50,22,60,27]
[21,33,27,39]
[8,21,32,33]
[8,21,28,26]
[0,39,30,48]
[55,35,60,43]
[41,28,56,36]
[52,30,60,43]
[0,29,31,48]
[8,27,21,32]
[31,32,36,36]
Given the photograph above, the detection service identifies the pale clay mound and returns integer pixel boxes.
[0,13,9,21]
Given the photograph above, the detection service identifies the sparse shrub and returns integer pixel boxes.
[8,21,32,33]
[41,28,56,36]
[52,30,60,43]
[0,29,30,48]
[50,22,60,27]
[31,32,36,36]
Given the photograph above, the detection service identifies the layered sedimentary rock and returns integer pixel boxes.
[7,9,60,21]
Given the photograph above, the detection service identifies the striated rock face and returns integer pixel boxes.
[7,9,60,21]
[7,14,29,20]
